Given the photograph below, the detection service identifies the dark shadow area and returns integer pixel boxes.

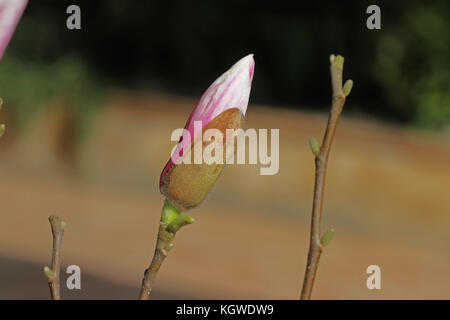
[0,256,181,299]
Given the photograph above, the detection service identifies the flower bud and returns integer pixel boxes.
[160,55,255,211]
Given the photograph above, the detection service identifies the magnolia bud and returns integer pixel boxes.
[161,108,243,210]
[160,55,255,211]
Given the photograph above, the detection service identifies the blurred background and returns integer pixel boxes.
[0,0,449,299]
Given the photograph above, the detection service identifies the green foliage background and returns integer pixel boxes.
[0,0,449,130]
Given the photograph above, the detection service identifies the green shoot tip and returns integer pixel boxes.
[329,54,336,64]
[343,80,353,96]
[167,215,194,233]
[162,200,181,225]
[43,266,53,279]
[320,228,335,247]
[331,55,344,69]
[309,136,320,156]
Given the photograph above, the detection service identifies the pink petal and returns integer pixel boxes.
[0,0,28,61]
[160,54,255,188]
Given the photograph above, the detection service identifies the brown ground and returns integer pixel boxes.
[0,92,449,299]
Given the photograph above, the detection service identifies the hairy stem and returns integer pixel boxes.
[300,55,351,299]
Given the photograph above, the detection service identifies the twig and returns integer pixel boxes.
[139,200,193,300]
[300,54,352,300]
[44,215,66,300]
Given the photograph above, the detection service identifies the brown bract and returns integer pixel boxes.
[161,108,243,211]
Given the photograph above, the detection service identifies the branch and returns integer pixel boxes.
[300,54,353,300]
[138,200,194,300]
[44,215,66,300]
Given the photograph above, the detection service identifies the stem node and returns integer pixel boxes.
[46,215,66,300]
[139,200,194,300]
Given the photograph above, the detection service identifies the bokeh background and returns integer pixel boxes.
[0,0,449,299]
